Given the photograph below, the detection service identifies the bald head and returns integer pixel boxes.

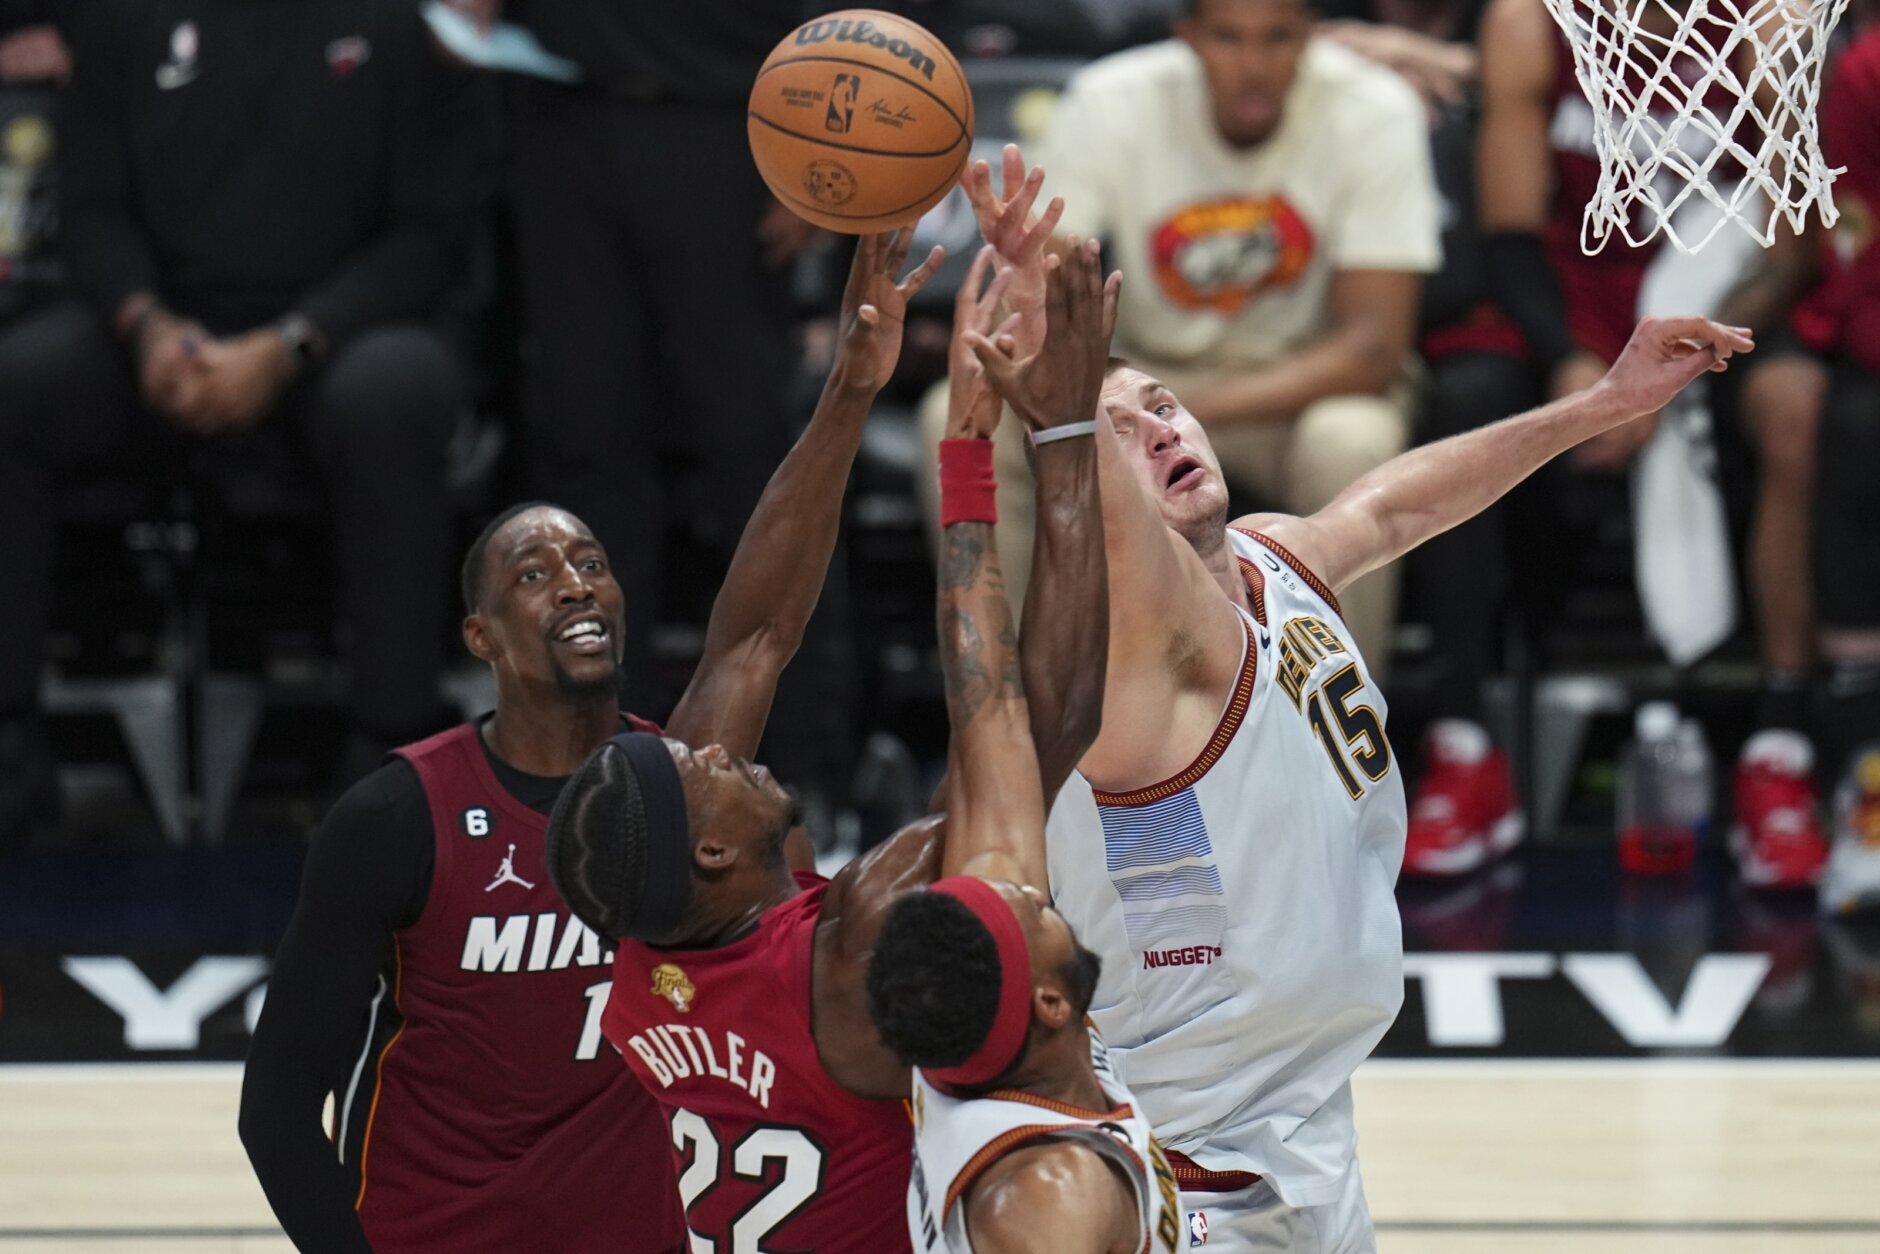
[461,501,581,615]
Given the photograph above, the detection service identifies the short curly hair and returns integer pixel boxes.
[866,891,1002,1070]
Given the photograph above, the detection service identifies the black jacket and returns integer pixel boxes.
[62,0,494,342]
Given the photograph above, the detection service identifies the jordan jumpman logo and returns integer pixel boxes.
[485,844,536,892]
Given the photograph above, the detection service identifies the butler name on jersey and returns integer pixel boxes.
[909,1027,1183,1254]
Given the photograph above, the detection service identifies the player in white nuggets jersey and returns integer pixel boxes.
[1029,264,1752,1250]
[904,1026,1183,1254]
[1048,525,1401,1247]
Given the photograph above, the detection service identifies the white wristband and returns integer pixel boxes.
[1030,421,1098,446]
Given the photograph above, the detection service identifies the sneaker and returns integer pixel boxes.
[1730,730,1829,889]
[1402,720,1524,878]
[1822,745,1880,915]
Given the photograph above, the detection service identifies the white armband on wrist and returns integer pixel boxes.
[1030,421,1098,446]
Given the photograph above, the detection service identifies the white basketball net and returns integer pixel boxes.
[1542,0,1852,253]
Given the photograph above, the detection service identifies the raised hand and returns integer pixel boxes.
[833,228,945,395]
[965,236,1122,433]
[961,144,1064,358]
[946,246,1015,440]
[1596,317,1754,419]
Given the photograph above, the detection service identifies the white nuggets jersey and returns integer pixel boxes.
[1046,529,1407,1208]
[908,1027,1183,1254]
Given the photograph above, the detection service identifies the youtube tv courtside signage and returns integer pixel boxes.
[3,942,1877,1062]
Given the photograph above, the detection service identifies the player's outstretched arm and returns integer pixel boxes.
[945,240,1113,884]
[959,156,1127,803]
[807,249,1117,1099]
[1241,317,1756,592]
[964,1141,1141,1254]
[962,166,1105,808]
[933,244,1042,887]
[665,229,941,757]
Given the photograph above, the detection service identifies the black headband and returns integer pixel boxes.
[606,732,694,942]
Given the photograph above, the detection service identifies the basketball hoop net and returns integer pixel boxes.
[1542,0,1852,253]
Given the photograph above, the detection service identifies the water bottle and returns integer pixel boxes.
[1618,702,1700,874]
[1675,717,1714,846]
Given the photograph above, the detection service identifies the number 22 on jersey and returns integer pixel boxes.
[1272,614,1391,798]
[671,1109,826,1253]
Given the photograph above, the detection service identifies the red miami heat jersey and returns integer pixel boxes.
[1795,28,1880,376]
[349,723,683,1253]
[605,873,916,1253]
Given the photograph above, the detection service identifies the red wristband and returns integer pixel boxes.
[939,438,998,527]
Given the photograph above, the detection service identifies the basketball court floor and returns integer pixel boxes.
[2,1059,1876,1252]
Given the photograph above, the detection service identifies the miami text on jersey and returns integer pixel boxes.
[460,913,611,973]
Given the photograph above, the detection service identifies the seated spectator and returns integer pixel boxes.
[0,0,493,845]
[1401,0,1767,877]
[1721,22,1880,897]
[919,0,1441,674]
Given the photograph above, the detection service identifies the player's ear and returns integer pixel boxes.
[1033,983,1073,1030]
[463,612,498,664]
[694,833,738,871]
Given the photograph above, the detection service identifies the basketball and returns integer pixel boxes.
[748,10,974,234]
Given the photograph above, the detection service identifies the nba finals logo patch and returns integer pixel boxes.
[651,963,696,1013]
[1151,196,1314,314]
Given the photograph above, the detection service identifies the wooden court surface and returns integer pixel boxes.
[2,1059,1875,1253]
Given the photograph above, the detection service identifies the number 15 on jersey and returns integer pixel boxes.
[1273,615,1391,799]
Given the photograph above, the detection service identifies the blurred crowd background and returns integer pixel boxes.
[2,0,1877,902]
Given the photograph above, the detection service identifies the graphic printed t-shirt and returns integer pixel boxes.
[1038,39,1441,372]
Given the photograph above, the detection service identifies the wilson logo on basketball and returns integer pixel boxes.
[794,16,938,81]
[1151,196,1315,314]
[651,963,696,1013]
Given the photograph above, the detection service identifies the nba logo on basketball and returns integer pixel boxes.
[825,74,859,133]
[1187,1211,1209,1245]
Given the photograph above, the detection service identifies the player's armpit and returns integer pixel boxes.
[1230,506,1389,597]
[809,815,947,1098]
[964,1142,1139,1254]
